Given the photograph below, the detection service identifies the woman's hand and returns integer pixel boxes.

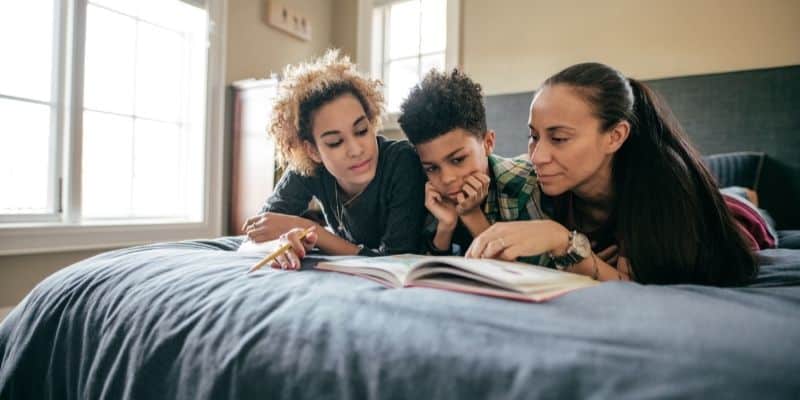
[425,182,458,229]
[596,244,619,266]
[465,220,570,261]
[242,212,311,243]
[271,226,319,270]
[455,172,491,216]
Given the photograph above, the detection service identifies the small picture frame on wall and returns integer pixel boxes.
[263,0,312,41]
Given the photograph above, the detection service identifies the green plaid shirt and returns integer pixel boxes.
[423,154,546,255]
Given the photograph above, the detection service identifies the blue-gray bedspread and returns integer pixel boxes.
[1,237,799,399]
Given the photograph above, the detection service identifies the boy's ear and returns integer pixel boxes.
[605,121,630,154]
[483,130,496,155]
[303,140,322,163]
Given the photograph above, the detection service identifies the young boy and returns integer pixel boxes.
[398,69,546,256]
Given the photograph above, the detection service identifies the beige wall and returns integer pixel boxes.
[462,0,800,95]
[0,249,110,307]
[226,0,336,84]
[332,0,359,62]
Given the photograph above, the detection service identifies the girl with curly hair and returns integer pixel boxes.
[242,50,426,269]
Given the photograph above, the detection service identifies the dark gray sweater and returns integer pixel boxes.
[262,136,426,256]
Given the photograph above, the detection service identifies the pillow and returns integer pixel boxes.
[703,151,765,190]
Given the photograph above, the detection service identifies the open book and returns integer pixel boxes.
[316,254,599,302]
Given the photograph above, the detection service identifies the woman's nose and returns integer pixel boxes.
[530,141,550,166]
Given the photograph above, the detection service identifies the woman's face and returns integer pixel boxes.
[527,84,623,198]
[305,94,379,195]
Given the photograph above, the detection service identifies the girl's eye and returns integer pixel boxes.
[552,137,568,143]
[355,128,368,136]
[451,156,466,165]
[325,140,343,148]
[424,165,439,173]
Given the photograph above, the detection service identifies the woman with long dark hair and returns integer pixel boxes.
[466,62,762,285]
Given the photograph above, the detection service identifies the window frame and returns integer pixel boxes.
[0,0,228,256]
[358,0,460,131]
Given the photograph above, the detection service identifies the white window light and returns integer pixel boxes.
[360,0,460,127]
[0,0,227,255]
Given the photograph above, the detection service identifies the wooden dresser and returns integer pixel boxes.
[228,78,278,235]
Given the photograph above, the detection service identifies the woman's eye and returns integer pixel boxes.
[355,128,368,136]
[451,156,465,165]
[424,166,439,173]
[552,137,568,143]
[528,134,539,142]
[325,140,343,148]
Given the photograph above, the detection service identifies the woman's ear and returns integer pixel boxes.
[605,121,630,154]
[303,140,322,163]
[483,130,496,155]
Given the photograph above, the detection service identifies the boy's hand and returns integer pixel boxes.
[456,172,490,215]
[425,182,458,229]
[242,212,310,243]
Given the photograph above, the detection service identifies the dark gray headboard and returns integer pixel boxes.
[485,65,800,229]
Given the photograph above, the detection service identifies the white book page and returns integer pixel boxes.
[413,256,587,286]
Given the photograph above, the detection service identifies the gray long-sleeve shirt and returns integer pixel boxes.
[262,136,426,256]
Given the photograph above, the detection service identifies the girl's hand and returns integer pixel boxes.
[425,182,458,229]
[243,212,310,243]
[271,226,319,270]
[465,220,569,261]
[455,172,491,215]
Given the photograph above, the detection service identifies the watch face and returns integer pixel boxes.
[573,232,592,258]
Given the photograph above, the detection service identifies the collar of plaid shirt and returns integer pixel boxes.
[483,153,543,224]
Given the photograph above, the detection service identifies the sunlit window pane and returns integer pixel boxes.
[0,0,54,102]
[132,119,183,217]
[420,0,446,53]
[387,58,419,113]
[83,5,136,115]
[0,99,52,214]
[89,0,137,16]
[135,22,182,122]
[82,111,134,218]
[388,1,420,59]
[82,0,207,221]
[420,52,445,76]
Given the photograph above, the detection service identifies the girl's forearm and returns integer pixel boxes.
[314,225,361,255]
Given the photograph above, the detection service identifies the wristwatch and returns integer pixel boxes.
[550,230,592,271]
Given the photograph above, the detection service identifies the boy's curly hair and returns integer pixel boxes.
[270,49,384,175]
[398,69,487,145]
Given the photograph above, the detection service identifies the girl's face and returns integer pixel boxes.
[416,128,494,201]
[527,84,627,198]
[305,94,379,195]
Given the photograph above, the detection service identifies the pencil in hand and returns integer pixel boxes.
[248,226,316,273]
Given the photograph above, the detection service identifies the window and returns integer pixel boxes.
[0,0,226,255]
[369,0,459,114]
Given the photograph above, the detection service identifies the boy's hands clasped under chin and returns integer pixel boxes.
[454,172,491,216]
[426,171,491,227]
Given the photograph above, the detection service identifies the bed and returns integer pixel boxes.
[2,236,800,399]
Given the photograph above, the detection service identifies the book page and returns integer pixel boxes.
[315,256,416,287]
[408,256,589,287]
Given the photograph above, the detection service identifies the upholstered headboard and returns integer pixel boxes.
[484,65,800,229]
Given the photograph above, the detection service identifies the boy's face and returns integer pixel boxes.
[416,128,495,201]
